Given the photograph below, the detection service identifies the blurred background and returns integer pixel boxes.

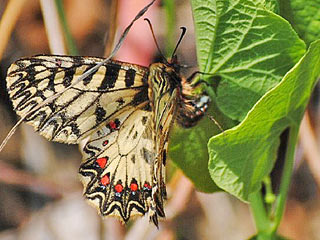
[0,0,320,239]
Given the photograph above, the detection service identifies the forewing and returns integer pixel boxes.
[6,55,149,144]
[79,107,155,222]
[147,63,180,225]
[152,88,178,220]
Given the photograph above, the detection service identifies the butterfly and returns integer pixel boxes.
[4,1,209,227]
[6,53,209,226]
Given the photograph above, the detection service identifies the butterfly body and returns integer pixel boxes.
[6,55,209,226]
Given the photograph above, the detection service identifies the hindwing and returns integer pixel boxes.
[79,106,154,222]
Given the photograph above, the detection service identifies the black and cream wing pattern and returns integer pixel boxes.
[7,55,149,144]
[6,54,209,226]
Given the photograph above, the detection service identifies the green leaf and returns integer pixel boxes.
[248,233,288,240]
[163,0,176,56]
[208,40,320,201]
[191,0,306,121]
[290,0,320,45]
[169,105,221,193]
[263,0,280,13]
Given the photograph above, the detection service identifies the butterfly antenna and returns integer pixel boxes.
[0,0,156,153]
[144,18,168,64]
[0,118,23,152]
[107,0,156,60]
[171,27,186,58]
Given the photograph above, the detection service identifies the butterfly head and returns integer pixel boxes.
[166,55,181,74]
[144,18,186,75]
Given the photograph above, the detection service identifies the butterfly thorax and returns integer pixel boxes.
[147,63,181,135]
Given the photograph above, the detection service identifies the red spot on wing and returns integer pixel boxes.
[108,118,120,130]
[109,121,117,130]
[144,183,151,189]
[101,174,110,186]
[130,183,138,192]
[102,140,109,146]
[115,184,123,193]
[96,157,108,168]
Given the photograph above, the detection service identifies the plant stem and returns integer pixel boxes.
[104,0,118,57]
[249,191,272,237]
[271,126,299,232]
[0,0,27,60]
[249,126,299,238]
[163,0,175,57]
[54,0,78,55]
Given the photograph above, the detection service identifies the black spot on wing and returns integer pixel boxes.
[63,68,76,87]
[133,131,138,140]
[128,124,135,137]
[116,98,125,106]
[141,116,148,125]
[98,63,121,90]
[95,106,106,123]
[131,154,136,163]
[162,150,166,166]
[125,69,136,87]
[142,103,151,112]
[142,147,153,164]
[70,122,81,137]
[83,65,99,85]
[48,68,57,91]
[131,87,149,106]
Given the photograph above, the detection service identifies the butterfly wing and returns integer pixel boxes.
[147,63,181,225]
[79,106,155,222]
[6,55,149,144]
[79,62,181,226]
